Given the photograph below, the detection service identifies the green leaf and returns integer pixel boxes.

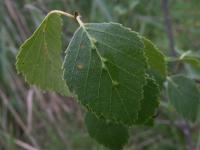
[184,56,200,78]
[63,23,147,125]
[16,13,69,96]
[179,51,200,78]
[181,55,200,68]
[185,64,200,79]
[135,76,159,124]
[167,75,200,122]
[85,112,129,150]
[143,37,167,88]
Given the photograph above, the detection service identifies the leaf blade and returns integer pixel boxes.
[167,75,200,122]
[143,37,167,88]
[135,76,160,125]
[16,13,69,96]
[85,112,129,150]
[64,23,147,125]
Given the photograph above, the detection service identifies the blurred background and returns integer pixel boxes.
[0,0,200,149]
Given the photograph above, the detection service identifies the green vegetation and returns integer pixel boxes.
[1,0,200,150]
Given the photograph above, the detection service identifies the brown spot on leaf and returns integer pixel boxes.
[44,43,48,56]
[80,44,85,49]
[77,64,84,69]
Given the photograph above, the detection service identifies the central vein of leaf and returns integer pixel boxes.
[81,26,117,85]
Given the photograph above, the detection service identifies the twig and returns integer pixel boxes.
[157,119,194,150]
[161,0,176,57]
[178,121,194,150]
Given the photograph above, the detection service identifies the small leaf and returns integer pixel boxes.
[85,112,129,150]
[63,23,147,125]
[143,37,167,88]
[16,13,70,96]
[167,75,200,122]
[185,64,200,79]
[180,52,200,78]
[135,76,159,124]
[181,55,200,68]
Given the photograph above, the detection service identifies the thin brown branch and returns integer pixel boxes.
[161,0,177,57]
[178,121,194,150]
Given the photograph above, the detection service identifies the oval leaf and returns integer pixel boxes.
[16,13,69,96]
[63,23,147,125]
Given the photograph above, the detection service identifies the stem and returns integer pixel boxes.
[161,0,176,57]
[48,10,84,27]
[48,10,74,19]
[178,121,194,150]
[76,15,85,27]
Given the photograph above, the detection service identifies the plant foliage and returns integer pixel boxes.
[15,10,200,150]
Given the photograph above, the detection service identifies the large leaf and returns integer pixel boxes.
[16,13,69,96]
[85,112,129,150]
[167,75,200,122]
[143,37,167,88]
[63,23,147,125]
[135,76,159,125]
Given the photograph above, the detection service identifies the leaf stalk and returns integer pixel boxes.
[76,15,85,27]
[48,10,74,18]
